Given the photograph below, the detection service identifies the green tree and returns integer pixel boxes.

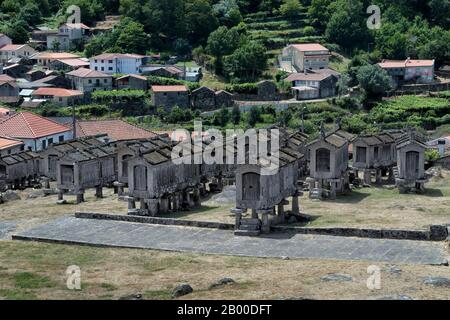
[356,64,392,99]
[223,41,267,81]
[185,0,218,45]
[206,26,240,72]
[247,106,261,127]
[308,0,332,31]
[231,105,241,125]
[115,20,149,54]
[279,0,302,19]
[213,0,243,27]
[213,106,230,126]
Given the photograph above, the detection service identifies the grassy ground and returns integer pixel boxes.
[0,240,449,300]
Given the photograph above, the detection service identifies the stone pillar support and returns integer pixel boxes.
[147,199,159,216]
[95,186,103,198]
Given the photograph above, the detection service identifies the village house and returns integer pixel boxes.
[30,29,57,50]
[287,69,340,100]
[115,74,148,90]
[151,85,189,110]
[0,78,19,99]
[2,63,30,78]
[0,136,24,156]
[0,112,72,151]
[49,58,90,71]
[25,69,47,82]
[0,44,37,64]
[33,52,81,67]
[280,43,331,73]
[46,23,90,51]
[65,68,113,93]
[90,53,145,74]
[140,65,184,78]
[215,90,234,108]
[191,86,216,110]
[31,88,84,106]
[378,59,435,84]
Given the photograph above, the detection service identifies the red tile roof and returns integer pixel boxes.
[291,43,329,52]
[151,85,188,93]
[0,75,15,82]
[63,23,90,30]
[92,53,145,60]
[378,59,435,68]
[66,68,111,78]
[35,52,80,60]
[74,119,157,141]
[32,88,84,98]
[116,74,147,81]
[0,44,26,51]
[56,58,90,67]
[0,112,71,139]
[0,136,23,150]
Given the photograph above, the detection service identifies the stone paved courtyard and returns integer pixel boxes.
[13,217,448,266]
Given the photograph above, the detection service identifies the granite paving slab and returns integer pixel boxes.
[12,217,448,266]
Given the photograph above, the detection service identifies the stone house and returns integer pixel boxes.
[65,68,113,94]
[378,59,435,84]
[215,90,234,108]
[115,74,148,90]
[395,130,428,193]
[306,125,355,199]
[280,43,330,72]
[25,70,47,82]
[32,88,84,106]
[0,44,36,64]
[257,80,277,100]
[141,65,184,79]
[56,143,117,204]
[191,86,216,110]
[287,69,340,100]
[151,85,189,110]
[49,58,90,71]
[0,81,19,98]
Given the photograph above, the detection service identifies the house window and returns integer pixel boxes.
[104,79,107,83]
[48,138,54,145]
[108,67,113,71]
[42,140,47,149]
[108,60,113,63]
[59,135,64,142]
[88,79,92,83]
[101,67,104,71]
[94,60,97,63]
[95,67,98,70]
[59,97,63,102]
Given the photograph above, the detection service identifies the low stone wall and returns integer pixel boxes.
[272,224,448,242]
[75,212,235,230]
[75,212,448,242]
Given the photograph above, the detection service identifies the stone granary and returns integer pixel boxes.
[39,134,108,183]
[56,143,117,204]
[351,133,398,186]
[0,151,41,191]
[191,86,216,110]
[286,130,310,176]
[395,130,428,193]
[306,126,355,200]
[125,137,203,216]
[233,144,305,236]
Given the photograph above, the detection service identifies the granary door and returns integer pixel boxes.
[61,165,74,184]
[134,165,148,191]
[405,151,419,179]
[242,172,260,201]
[316,148,331,172]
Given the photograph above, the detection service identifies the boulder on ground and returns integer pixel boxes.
[423,277,450,287]
[321,274,353,282]
[118,293,143,300]
[2,190,21,202]
[172,283,193,298]
[209,277,235,289]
